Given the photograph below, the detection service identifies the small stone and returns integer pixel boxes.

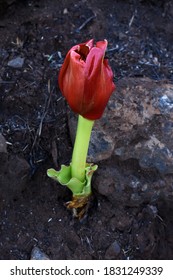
[0,133,7,153]
[142,184,148,191]
[30,246,50,260]
[8,56,25,68]
[105,240,121,259]
[63,8,68,14]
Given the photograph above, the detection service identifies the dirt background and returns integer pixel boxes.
[0,0,173,260]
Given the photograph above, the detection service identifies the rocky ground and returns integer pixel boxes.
[0,0,173,259]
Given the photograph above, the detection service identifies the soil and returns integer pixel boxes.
[0,0,173,260]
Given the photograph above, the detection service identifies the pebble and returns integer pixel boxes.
[30,246,50,260]
[8,56,25,68]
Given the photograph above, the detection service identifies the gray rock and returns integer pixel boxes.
[88,130,114,162]
[30,246,50,260]
[92,78,172,172]
[8,56,25,68]
[91,78,173,206]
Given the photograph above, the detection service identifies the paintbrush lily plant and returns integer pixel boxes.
[47,39,115,218]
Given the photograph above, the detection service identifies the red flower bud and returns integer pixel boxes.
[58,39,115,120]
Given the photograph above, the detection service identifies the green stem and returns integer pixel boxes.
[71,115,94,182]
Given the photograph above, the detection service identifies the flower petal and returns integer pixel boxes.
[58,39,115,120]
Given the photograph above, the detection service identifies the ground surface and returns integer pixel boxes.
[0,0,173,259]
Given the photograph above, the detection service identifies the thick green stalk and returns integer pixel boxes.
[71,115,94,182]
